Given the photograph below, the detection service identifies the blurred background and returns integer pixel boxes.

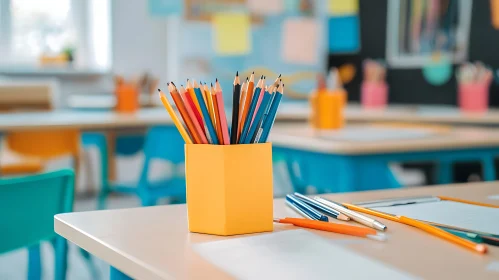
[1,0,499,279]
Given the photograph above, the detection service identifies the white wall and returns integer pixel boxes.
[112,0,169,84]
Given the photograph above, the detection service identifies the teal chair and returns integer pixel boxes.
[0,169,74,280]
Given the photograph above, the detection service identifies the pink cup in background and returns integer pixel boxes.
[361,81,388,109]
[458,83,489,113]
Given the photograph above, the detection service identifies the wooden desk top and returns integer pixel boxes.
[277,103,499,125]
[55,182,499,279]
[269,124,499,155]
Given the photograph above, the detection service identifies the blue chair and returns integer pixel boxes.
[0,169,74,280]
[87,126,186,207]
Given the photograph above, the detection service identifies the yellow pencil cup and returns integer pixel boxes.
[185,143,274,236]
[309,89,346,130]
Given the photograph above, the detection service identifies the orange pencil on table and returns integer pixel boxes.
[215,79,231,145]
[211,83,223,143]
[168,82,202,144]
[158,89,192,144]
[180,85,208,144]
[239,72,254,138]
[274,217,386,241]
[342,203,488,254]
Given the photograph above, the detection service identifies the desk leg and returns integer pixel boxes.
[110,267,133,280]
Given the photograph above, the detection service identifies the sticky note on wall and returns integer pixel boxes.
[213,13,251,56]
[328,16,360,53]
[328,0,358,15]
[282,18,319,65]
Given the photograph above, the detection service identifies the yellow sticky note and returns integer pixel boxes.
[213,13,251,55]
[328,0,358,15]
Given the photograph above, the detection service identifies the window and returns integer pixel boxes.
[0,0,111,70]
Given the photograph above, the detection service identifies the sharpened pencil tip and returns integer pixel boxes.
[252,71,254,74]
[278,74,282,78]
[261,75,263,79]
[246,77,249,81]
[216,78,218,82]
[236,71,239,76]
[211,83,213,86]
[157,88,161,92]
[171,81,176,86]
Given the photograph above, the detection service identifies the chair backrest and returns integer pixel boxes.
[142,126,185,164]
[6,130,80,159]
[0,169,74,254]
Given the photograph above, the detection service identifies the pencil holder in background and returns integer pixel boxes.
[309,89,345,130]
[115,83,139,113]
[458,83,489,113]
[361,81,388,110]
[185,143,273,236]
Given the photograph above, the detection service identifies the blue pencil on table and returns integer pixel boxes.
[242,89,272,144]
[194,84,218,144]
[255,84,283,143]
[286,194,329,221]
[239,80,262,143]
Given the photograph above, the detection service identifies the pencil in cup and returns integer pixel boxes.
[215,82,230,145]
[169,84,202,144]
[239,86,262,143]
[194,86,218,144]
[180,87,208,144]
[256,86,283,143]
[242,90,272,144]
[274,218,386,241]
[158,90,192,144]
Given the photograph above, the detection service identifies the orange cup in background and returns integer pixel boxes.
[115,83,139,113]
[309,89,346,130]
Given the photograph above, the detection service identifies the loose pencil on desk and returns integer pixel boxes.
[215,79,231,145]
[274,217,386,241]
[239,72,255,138]
[230,71,241,144]
[194,80,218,144]
[179,85,208,144]
[211,83,223,143]
[257,83,284,143]
[158,89,193,144]
[168,83,201,144]
[239,76,263,143]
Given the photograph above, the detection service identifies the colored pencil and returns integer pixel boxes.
[239,72,254,139]
[242,88,272,144]
[257,83,284,143]
[204,83,216,128]
[251,77,266,126]
[237,78,248,143]
[194,80,218,144]
[239,76,263,143]
[168,83,202,144]
[215,79,231,145]
[158,89,193,144]
[251,86,276,143]
[274,217,386,241]
[180,86,208,144]
[230,72,241,144]
[211,83,223,143]
[187,79,203,118]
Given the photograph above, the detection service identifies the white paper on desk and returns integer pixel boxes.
[193,230,416,280]
[317,127,435,142]
[282,18,320,65]
[372,201,499,235]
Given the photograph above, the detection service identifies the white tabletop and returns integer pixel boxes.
[55,182,499,279]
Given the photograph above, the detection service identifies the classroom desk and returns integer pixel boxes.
[55,182,499,280]
[277,103,499,126]
[270,124,499,193]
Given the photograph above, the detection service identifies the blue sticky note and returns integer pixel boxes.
[328,16,360,53]
[148,0,183,17]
